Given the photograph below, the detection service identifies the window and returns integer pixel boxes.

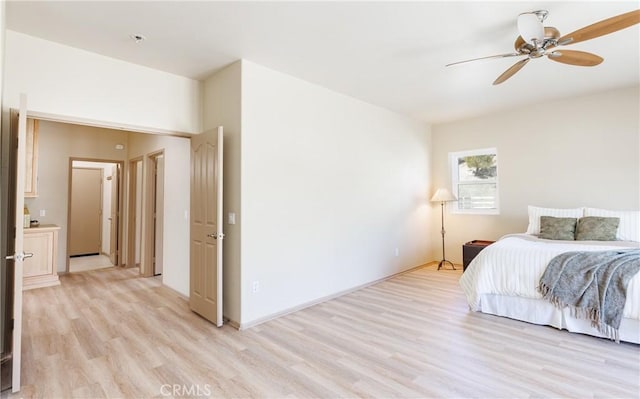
[449,148,499,214]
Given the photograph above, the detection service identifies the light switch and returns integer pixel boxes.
[228,212,236,225]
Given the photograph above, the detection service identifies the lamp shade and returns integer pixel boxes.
[430,188,457,202]
[517,13,545,45]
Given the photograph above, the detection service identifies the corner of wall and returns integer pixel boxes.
[238,60,434,325]
[202,59,243,324]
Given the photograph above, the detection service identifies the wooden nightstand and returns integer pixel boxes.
[462,240,495,272]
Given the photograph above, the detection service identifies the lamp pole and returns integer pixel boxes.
[438,201,455,270]
[430,188,457,271]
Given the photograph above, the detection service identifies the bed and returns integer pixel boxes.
[459,206,640,344]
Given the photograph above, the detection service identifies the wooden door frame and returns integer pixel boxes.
[126,157,142,269]
[140,150,165,277]
[66,158,124,272]
[108,164,119,264]
[153,154,164,276]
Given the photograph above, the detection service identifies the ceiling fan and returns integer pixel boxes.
[446,9,640,85]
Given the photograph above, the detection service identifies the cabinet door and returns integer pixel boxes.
[24,119,38,198]
[23,232,53,277]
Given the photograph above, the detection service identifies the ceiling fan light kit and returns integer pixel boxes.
[517,10,547,45]
[447,9,640,85]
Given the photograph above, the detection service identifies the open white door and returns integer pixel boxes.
[7,95,29,392]
[189,127,223,326]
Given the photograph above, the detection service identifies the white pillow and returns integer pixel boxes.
[584,208,640,242]
[526,206,584,235]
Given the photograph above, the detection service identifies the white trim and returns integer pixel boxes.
[26,110,194,137]
[449,147,499,215]
[449,147,496,159]
[236,262,434,330]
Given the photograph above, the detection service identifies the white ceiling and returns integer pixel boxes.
[6,1,640,124]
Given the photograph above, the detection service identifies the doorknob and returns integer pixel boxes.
[5,252,34,261]
[207,233,217,239]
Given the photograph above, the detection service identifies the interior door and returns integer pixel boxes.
[109,165,119,265]
[4,95,29,392]
[69,168,102,256]
[0,111,17,393]
[190,127,223,326]
[154,156,164,276]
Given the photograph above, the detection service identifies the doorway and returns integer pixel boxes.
[151,153,165,276]
[140,151,165,277]
[127,157,143,270]
[67,159,123,273]
[2,112,193,393]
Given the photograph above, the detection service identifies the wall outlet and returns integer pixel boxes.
[39,209,46,217]
[252,280,260,293]
[395,247,399,257]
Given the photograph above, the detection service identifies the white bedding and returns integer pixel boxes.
[459,234,640,321]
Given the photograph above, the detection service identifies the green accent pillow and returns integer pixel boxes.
[575,217,620,241]
[539,216,577,240]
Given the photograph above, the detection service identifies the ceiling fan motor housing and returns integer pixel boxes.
[515,27,561,54]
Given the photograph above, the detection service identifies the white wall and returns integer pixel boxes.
[431,85,640,264]
[202,61,242,323]
[128,133,191,296]
[0,2,4,118]
[240,60,432,325]
[3,31,202,134]
[24,121,128,271]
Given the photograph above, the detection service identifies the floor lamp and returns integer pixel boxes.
[431,188,457,270]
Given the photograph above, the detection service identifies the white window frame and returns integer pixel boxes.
[449,148,499,215]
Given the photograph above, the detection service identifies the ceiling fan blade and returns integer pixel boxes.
[514,35,526,51]
[493,58,530,85]
[547,50,603,66]
[557,9,640,46]
[446,53,523,67]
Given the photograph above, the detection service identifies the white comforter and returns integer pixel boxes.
[459,234,640,320]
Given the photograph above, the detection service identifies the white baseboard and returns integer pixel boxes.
[235,262,435,331]
[157,261,445,331]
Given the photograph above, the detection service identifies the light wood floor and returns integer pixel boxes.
[5,265,640,398]
[69,254,114,273]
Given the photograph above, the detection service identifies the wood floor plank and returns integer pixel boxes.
[5,265,639,398]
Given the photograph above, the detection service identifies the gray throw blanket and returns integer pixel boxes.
[538,249,640,342]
